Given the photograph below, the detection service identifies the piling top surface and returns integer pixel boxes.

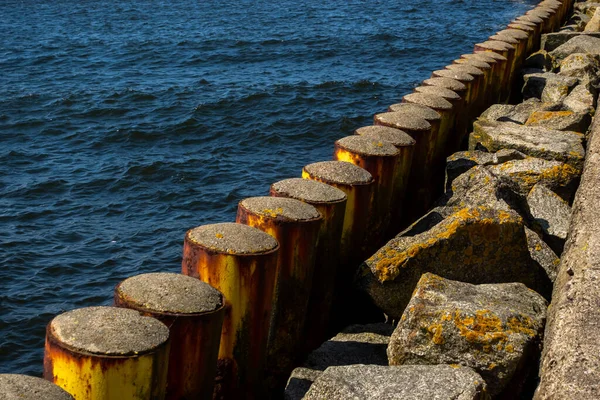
[414,85,461,101]
[462,52,505,63]
[446,63,485,76]
[49,306,170,356]
[187,222,278,255]
[271,178,347,204]
[497,28,529,40]
[475,40,515,52]
[239,196,321,221]
[374,111,432,132]
[116,273,224,314]
[402,92,453,111]
[422,77,467,92]
[387,102,442,120]
[516,14,543,24]
[454,57,491,70]
[355,125,416,148]
[304,161,373,185]
[489,33,519,45]
[511,18,536,28]
[335,135,400,157]
[433,69,474,83]
[508,22,535,33]
[527,8,551,19]
[0,374,74,400]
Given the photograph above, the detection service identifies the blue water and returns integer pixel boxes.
[0,0,538,375]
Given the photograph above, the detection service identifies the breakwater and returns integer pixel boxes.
[4,0,600,399]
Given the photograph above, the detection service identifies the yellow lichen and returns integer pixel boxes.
[215,233,224,239]
[261,207,284,218]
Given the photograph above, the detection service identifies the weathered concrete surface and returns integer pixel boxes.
[445,150,526,190]
[357,205,552,320]
[470,120,585,170]
[487,157,581,203]
[526,183,572,254]
[549,34,600,61]
[541,32,600,52]
[303,364,489,400]
[388,273,547,398]
[284,323,393,400]
[522,72,578,103]
[535,116,600,400]
[525,109,591,133]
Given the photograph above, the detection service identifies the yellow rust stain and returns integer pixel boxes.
[215,233,224,239]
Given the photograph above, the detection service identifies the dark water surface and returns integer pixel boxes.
[1,0,537,374]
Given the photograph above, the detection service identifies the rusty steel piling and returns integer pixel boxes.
[114,273,225,400]
[236,197,322,393]
[43,306,170,400]
[270,178,347,351]
[354,125,416,233]
[333,135,400,249]
[182,222,279,399]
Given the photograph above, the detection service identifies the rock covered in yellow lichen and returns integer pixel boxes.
[525,109,591,133]
[357,206,552,320]
[487,156,580,202]
[470,120,585,170]
[387,273,547,398]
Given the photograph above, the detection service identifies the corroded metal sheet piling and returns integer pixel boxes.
[374,108,436,219]
[0,374,74,399]
[453,56,492,109]
[354,125,416,232]
[236,197,321,390]
[114,273,225,400]
[270,178,346,351]
[43,306,170,400]
[474,40,516,102]
[182,222,279,399]
[333,135,400,249]
[302,160,374,268]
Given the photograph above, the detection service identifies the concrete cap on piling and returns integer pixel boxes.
[374,111,432,132]
[422,77,467,93]
[271,178,347,204]
[528,8,551,19]
[0,374,74,400]
[355,125,417,148]
[516,14,543,24]
[453,58,491,70]
[432,69,475,83]
[462,52,506,63]
[446,63,484,77]
[489,33,519,45]
[187,222,278,255]
[474,40,515,52]
[511,18,536,28]
[507,22,535,33]
[414,85,461,101]
[387,102,442,120]
[239,196,321,221]
[497,28,529,40]
[539,0,560,10]
[335,135,400,157]
[303,161,373,185]
[402,92,453,111]
[49,306,170,356]
[116,273,224,314]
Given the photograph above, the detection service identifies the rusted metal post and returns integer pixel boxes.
[514,15,543,50]
[270,178,346,351]
[333,135,400,249]
[182,222,279,399]
[43,306,170,400]
[114,273,225,400]
[452,57,492,109]
[354,125,416,233]
[373,108,436,219]
[302,160,373,269]
[445,63,485,117]
[506,22,536,54]
[1,374,74,399]
[236,197,321,392]
[474,40,516,102]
